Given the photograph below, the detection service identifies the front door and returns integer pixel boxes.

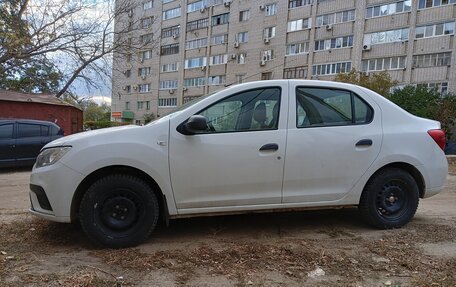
[169,86,288,210]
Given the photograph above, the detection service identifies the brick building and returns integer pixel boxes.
[0,90,83,135]
[111,0,456,124]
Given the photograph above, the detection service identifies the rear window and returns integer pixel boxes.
[0,124,14,139]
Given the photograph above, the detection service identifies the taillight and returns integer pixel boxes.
[427,129,446,151]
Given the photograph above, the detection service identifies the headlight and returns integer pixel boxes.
[35,147,71,168]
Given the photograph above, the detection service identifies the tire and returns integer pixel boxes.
[79,174,159,248]
[359,168,419,229]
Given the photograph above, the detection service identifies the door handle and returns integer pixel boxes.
[355,139,373,147]
[259,143,278,151]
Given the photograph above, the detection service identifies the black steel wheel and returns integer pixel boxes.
[79,174,159,248]
[359,168,419,229]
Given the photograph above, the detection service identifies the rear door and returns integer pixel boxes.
[282,83,382,203]
[0,122,16,167]
[15,122,45,165]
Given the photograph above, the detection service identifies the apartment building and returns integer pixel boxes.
[111,0,456,124]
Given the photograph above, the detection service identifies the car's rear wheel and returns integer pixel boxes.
[79,174,159,248]
[359,168,419,228]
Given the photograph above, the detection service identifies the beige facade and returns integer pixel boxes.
[111,0,456,124]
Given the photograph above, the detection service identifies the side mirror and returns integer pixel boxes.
[180,115,208,135]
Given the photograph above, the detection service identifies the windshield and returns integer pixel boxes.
[146,92,217,125]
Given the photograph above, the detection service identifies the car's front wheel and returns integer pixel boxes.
[359,168,419,229]
[79,174,159,248]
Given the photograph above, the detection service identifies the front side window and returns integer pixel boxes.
[296,87,373,128]
[197,87,281,133]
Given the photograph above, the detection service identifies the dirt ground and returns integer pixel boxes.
[0,165,455,287]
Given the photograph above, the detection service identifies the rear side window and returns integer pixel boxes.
[18,124,41,138]
[0,124,14,139]
[41,125,49,136]
[296,87,373,128]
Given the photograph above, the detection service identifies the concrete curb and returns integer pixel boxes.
[447,155,456,164]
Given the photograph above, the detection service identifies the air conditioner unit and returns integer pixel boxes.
[172,34,179,39]
[231,53,237,60]
[260,60,266,66]
[123,70,128,75]
[234,41,240,48]
[122,86,127,90]
[169,89,175,94]
[264,37,270,44]
[141,75,146,80]
[201,66,206,71]
[259,5,265,10]
[311,75,318,80]
[140,58,144,63]
[363,44,371,51]
[224,0,231,7]
[325,24,332,31]
[200,7,206,13]
[133,86,138,90]
[183,87,188,91]
[127,10,133,17]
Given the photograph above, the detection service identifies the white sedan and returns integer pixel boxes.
[29,80,448,248]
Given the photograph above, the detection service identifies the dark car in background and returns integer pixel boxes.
[0,119,64,168]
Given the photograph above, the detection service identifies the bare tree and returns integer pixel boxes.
[0,0,160,97]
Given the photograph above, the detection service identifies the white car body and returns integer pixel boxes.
[29,80,448,228]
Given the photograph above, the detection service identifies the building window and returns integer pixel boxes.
[184,77,206,87]
[210,54,228,65]
[137,101,144,110]
[364,28,409,45]
[265,3,277,16]
[236,31,249,43]
[185,37,208,50]
[141,17,154,29]
[415,22,455,39]
[143,0,153,10]
[312,62,352,76]
[159,98,177,107]
[187,18,209,31]
[138,84,151,93]
[160,43,179,55]
[287,18,311,32]
[286,42,309,55]
[146,101,150,110]
[212,34,228,45]
[124,69,131,77]
[163,7,181,20]
[161,62,179,72]
[366,1,411,19]
[125,102,130,110]
[261,72,273,80]
[161,25,180,38]
[262,49,274,61]
[208,75,226,85]
[412,52,451,68]
[237,53,247,64]
[288,0,313,8]
[140,50,153,61]
[417,82,448,94]
[236,74,245,83]
[138,67,151,77]
[283,66,308,79]
[239,10,250,21]
[212,13,229,26]
[140,33,153,45]
[187,0,224,13]
[419,0,456,9]
[185,57,207,68]
[361,56,406,72]
[264,26,276,39]
[125,85,131,93]
[159,80,178,90]
[316,9,355,26]
[315,35,353,51]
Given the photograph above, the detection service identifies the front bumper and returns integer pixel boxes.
[29,162,85,223]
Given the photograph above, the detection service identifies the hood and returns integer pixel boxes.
[45,125,140,148]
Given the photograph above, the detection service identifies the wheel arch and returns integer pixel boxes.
[70,165,169,223]
[363,162,426,199]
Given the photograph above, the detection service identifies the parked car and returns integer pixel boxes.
[0,119,64,168]
[445,142,456,155]
[29,80,448,248]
